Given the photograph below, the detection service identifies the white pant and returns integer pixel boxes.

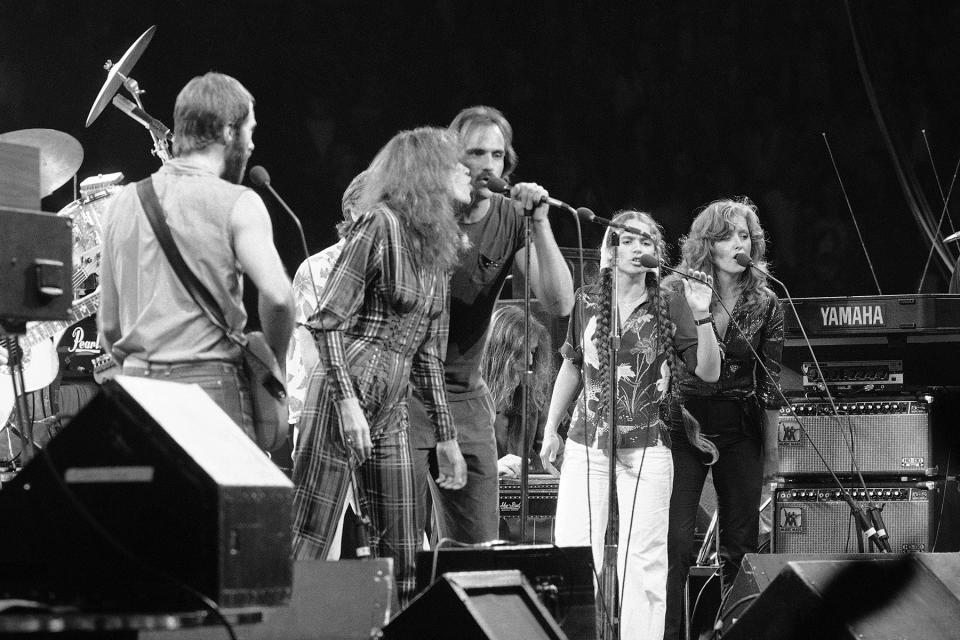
[554,441,673,640]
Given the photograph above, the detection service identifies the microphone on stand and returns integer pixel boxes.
[249,165,313,280]
[733,251,889,552]
[577,207,655,241]
[250,164,374,559]
[483,176,577,214]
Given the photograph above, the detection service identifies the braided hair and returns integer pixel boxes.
[592,211,678,440]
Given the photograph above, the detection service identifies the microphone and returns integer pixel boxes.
[944,230,960,243]
[484,176,576,214]
[638,253,713,288]
[576,207,653,240]
[734,252,754,268]
[248,165,316,295]
[112,94,170,138]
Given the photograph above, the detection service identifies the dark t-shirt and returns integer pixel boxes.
[444,194,525,393]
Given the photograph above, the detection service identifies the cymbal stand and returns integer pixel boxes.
[1,321,35,468]
[112,72,171,163]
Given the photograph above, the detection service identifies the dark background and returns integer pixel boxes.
[2,0,958,298]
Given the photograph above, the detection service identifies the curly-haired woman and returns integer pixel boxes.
[663,198,784,640]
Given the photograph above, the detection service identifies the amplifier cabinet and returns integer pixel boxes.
[772,481,942,554]
[499,475,558,544]
[777,398,937,477]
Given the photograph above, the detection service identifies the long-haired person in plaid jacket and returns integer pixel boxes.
[291,127,470,604]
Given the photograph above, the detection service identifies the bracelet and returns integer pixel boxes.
[694,315,713,326]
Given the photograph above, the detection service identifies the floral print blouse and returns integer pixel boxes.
[561,284,677,450]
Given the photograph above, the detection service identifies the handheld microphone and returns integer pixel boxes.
[576,207,654,240]
[484,176,576,214]
[112,94,170,138]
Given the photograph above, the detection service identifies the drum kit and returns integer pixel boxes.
[0,25,166,476]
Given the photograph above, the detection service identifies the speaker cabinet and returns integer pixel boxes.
[0,376,293,611]
[771,481,953,554]
[722,553,960,640]
[415,544,594,640]
[777,398,940,477]
[685,565,721,640]
[139,559,396,640]
[384,570,568,640]
[498,475,558,544]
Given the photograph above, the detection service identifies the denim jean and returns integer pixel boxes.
[121,360,255,440]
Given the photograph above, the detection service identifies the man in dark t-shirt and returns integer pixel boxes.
[408,106,574,543]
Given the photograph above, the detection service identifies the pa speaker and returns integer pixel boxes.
[721,553,960,640]
[0,376,293,611]
[384,570,567,639]
[415,544,594,639]
[140,559,396,640]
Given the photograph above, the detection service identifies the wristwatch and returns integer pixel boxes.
[694,316,713,326]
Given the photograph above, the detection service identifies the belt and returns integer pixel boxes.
[122,358,240,376]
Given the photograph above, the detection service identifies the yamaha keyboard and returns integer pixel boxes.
[780,294,960,390]
[783,294,960,342]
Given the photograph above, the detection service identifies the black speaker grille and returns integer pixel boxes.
[778,400,932,476]
[773,483,935,554]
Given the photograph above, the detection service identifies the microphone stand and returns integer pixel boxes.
[519,204,533,542]
[599,233,620,640]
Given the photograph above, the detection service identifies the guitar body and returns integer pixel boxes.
[0,289,102,427]
[92,353,119,384]
[242,331,288,451]
[0,333,61,426]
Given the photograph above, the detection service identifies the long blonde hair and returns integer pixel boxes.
[676,197,773,305]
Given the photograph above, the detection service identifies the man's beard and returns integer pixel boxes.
[454,198,474,221]
[222,134,250,184]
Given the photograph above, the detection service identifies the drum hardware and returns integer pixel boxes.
[85,25,170,163]
[0,128,83,197]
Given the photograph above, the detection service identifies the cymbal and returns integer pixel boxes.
[0,128,83,197]
[85,25,156,128]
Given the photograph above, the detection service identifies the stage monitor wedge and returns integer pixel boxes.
[384,570,568,640]
[0,376,293,611]
[722,553,960,640]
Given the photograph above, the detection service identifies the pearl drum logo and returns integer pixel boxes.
[819,304,885,328]
[68,325,102,355]
[778,507,803,533]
